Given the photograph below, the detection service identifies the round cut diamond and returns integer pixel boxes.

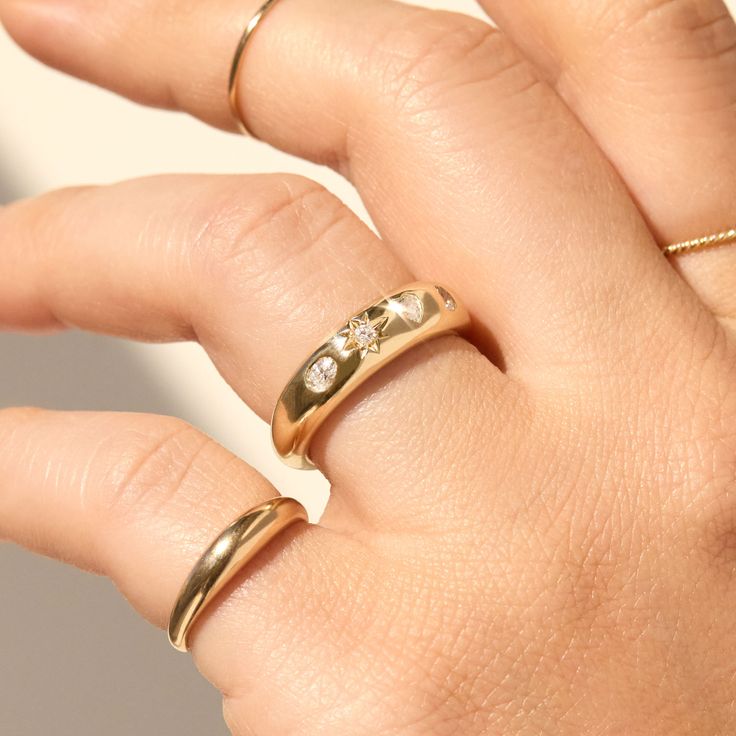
[352,322,379,349]
[396,293,424,324]
[436,286,457,311]
[340,313,389,355]
[305,356,338,393]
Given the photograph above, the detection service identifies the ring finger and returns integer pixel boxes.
[0,406,359,729]
[0,173,511,528]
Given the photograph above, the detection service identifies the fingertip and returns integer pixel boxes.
[1,0,86,70]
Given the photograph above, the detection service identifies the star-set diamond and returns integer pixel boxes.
[339,312,389,357]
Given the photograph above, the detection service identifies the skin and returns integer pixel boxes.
[1,0,735,732]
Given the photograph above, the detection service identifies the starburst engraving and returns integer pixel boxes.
[339,312,389,357]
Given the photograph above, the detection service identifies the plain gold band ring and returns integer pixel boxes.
[168,496,308,652]
[271,283,471,470]
[228,0,285,136]
[663,228,736,256]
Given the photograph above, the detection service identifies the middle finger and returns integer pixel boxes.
[0,173,512,529]
[0,0,697,375]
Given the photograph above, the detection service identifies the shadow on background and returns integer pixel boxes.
[0,330,182,413]
[0,173,228,734]
[0,173,19,204]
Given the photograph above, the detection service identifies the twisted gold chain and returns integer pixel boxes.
[663,228,736,256]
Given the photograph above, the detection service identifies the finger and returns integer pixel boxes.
[0,407,354,711]
[475,0,736,325]
[0,0,696,374]
[0,174,509,528]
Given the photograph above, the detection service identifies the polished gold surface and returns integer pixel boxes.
[663,228,736,256]
[271,283,471,469]
[168,497,308,652]
[228,0,284,135]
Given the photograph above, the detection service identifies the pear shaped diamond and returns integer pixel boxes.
[436,286,457,311]
[396,293,424,324]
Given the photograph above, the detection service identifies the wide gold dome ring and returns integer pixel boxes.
[271,283,471,469]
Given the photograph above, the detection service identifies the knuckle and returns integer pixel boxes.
[596,0,736,64]
[187,175,352,295]
[372,9,539,114]
[92,417,214,524]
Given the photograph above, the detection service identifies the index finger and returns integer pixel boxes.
[0,0,693,378]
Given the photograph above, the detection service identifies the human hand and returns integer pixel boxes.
[1,0,736,733]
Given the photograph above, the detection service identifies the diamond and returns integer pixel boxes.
[395,293,424,324]
[340,313,389,356]
[352,321,379,349]
[304,356,338,393]
[436,286,457,311]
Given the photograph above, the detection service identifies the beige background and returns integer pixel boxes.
[2,0,734,733]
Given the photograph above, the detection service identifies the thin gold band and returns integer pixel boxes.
[168,497,308,652]
[663,228,736,256]
[228,0,284,136]
[271,283,471,470]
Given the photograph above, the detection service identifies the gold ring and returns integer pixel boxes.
[271,283,471,469]
[168,497,308,652]
[663,228,736,256]
[228,0,285,136]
